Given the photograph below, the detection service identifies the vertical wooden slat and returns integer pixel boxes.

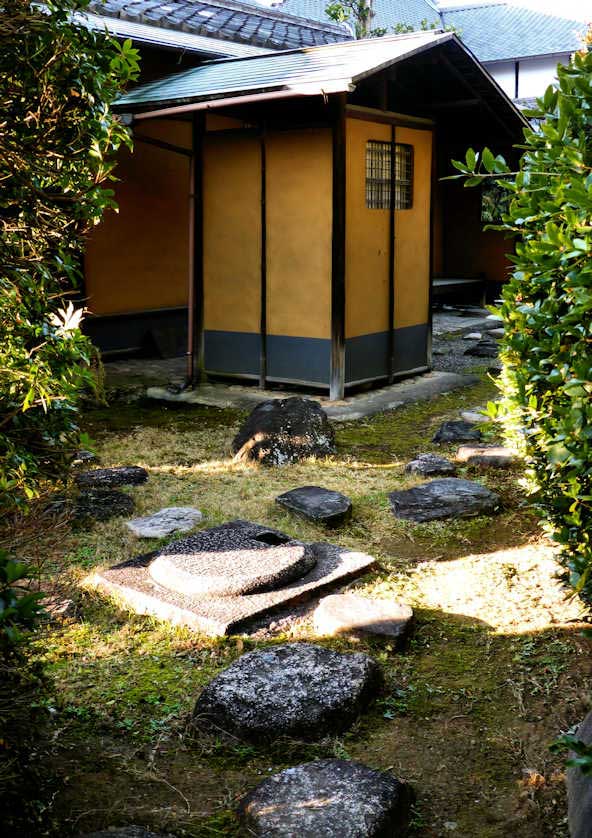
[259,128,267,388]
[330,93,346,401]
[186,112,205,386]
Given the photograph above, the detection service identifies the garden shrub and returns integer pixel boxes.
[450,42,592,601]
[0,0,139,514]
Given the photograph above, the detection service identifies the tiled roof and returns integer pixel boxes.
[440,3,585,62]
[274,0,440,33]
[86,0,351,51]
[273,0,585,61]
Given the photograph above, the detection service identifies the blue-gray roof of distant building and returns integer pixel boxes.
[273,0,585,61]
[440,3,585,62]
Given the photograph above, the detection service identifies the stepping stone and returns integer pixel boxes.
[150,532,316,596]
[489,327,505,338]
[126,507,203,538]
[91,521,376,636]
[460,409,489,424]
[456,445,516,468]
[462,332,482,340]
[75,489,135,522]
[72,449,99,467]
[405,453,456,477]
[389,478,500,522]
[464,337,499,357]
[75,466,148,489]
[232,397,336,466]
[194,643,380,741]
[485,314,503,324]
[238,759,413,837]
[432,420,482,444]
[314,593,413,644]
[276,485,352,527]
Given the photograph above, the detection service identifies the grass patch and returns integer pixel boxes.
[4,376,590,837]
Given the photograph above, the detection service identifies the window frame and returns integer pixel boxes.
[365,140,414,211]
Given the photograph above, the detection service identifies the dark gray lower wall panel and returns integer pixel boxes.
[266,335,331,385]
[346,323,429,384]
[204,330,261,377]
[84,307,187,357]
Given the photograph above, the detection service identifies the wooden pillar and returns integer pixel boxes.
[387,123,396,384]
[259,128,267,388]
[330,93,346,401]
[186,112,205,386]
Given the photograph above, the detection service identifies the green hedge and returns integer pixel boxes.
[451,43,592,601]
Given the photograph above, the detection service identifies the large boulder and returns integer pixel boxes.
[405,453,456,477]
[75,466,148,489]
[314,593,413,645]
[276,485,352,527]
[232,398,336,466]
[126,507,203,538]
[238,759,413,837]
[194,643,380,741]
[567,710,592,838]
[432,421,482,444]
[389,478,500,522]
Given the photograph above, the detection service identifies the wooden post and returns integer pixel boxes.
[259,128,267,388]
[330,94,346,401]
[186,112,205,386]
[388,123,396,383]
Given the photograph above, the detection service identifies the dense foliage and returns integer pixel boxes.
[451,44,592,601]
[0,0,139,513]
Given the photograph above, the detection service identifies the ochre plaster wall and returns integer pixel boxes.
[394,126,432,329]
[84,119,191,315]
[266,129,333,339]
[345,119,432,337]
[203,134,261,334]
[345,118,390,340]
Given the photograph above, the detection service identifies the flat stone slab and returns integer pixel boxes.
[150,539,316,597]
[389,478,500,522]
[232,397,335,465]
[432,420,482,444]
[276,485,352,527]
[456,445,516,468]
[463,332,482,340]
[75,489,135,522]
[460,409,489,424]
[126,507,203,538]
[88,521,376,636]
[238,759,413,837]
[405,453,456,477]
[314,594,413,644]
[147,371,477,422]
[75,466,148,489]
[194,643,380,741]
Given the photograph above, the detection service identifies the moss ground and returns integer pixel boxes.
[7,376,592,837]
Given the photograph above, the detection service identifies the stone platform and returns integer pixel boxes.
[88,521,375,636]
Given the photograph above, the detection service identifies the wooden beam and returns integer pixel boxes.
[330,93,347,402]
[133,133,192,157]
[186,112,205,386]
[346,104,434,130]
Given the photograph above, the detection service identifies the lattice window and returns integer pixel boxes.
[365,141,413,210]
